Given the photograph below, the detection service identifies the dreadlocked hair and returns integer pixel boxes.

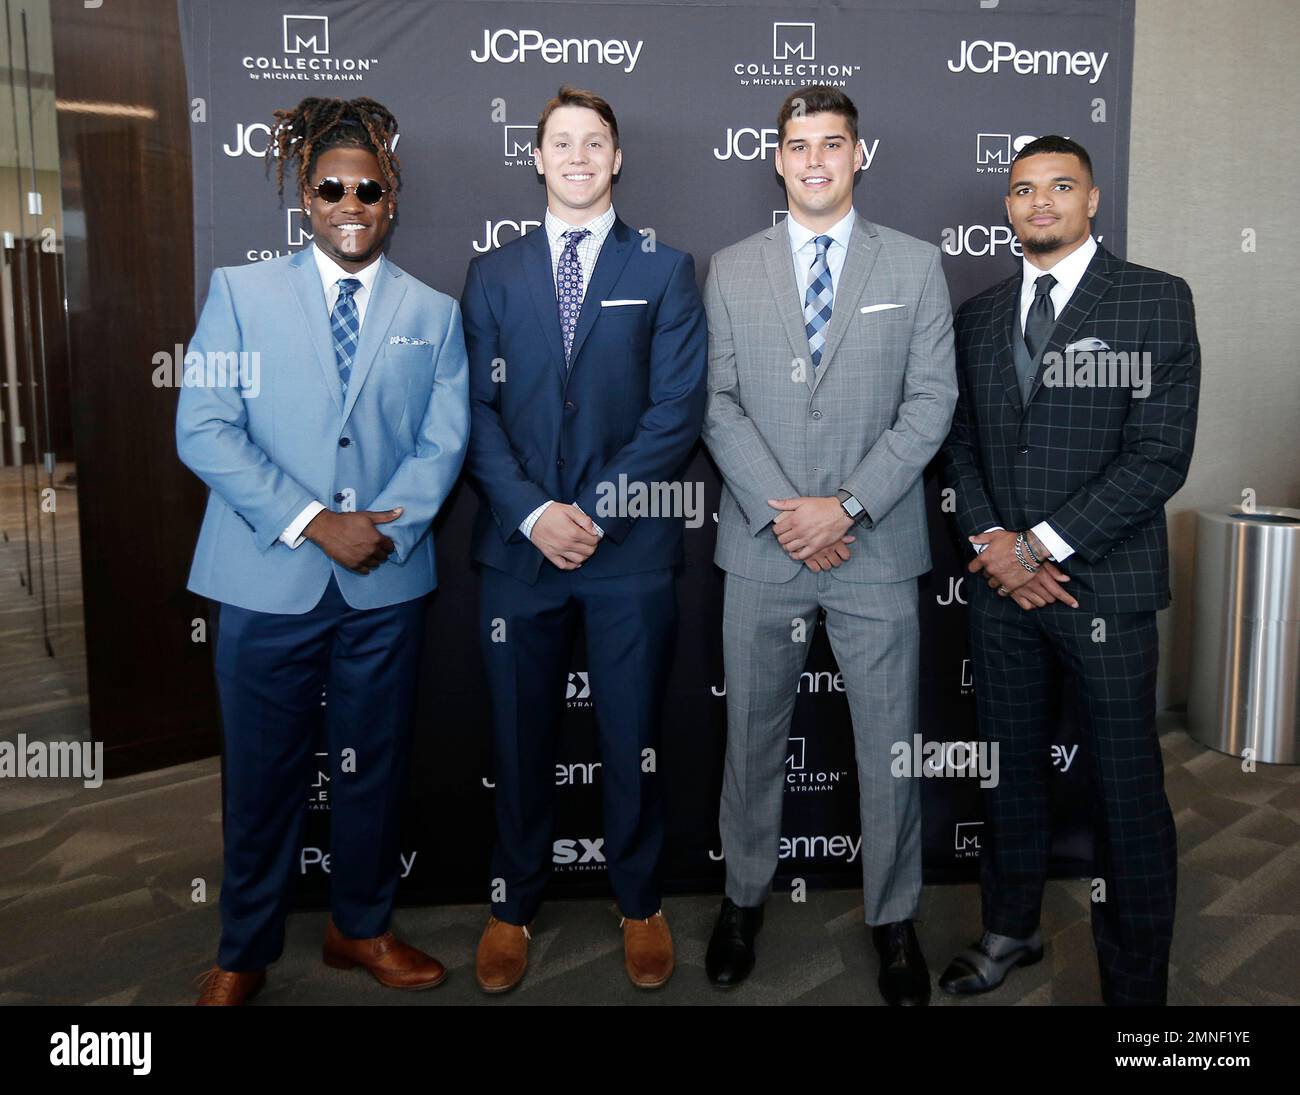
[268,96,401,204]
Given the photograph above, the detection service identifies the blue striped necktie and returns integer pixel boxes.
[803,234,834,371]
[331,277,363,399]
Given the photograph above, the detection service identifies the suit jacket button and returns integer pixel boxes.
[564,401,576,411]
[1018,446,1030,454]
[333,492,345,503]
[811,409,823,419]
[338,437,351,447]
[556,458,565,468]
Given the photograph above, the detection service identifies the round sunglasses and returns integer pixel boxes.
[310,177,388,205]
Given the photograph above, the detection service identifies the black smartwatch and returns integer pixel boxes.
[838,490,867,525]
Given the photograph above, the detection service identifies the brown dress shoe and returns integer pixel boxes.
[475,915,531,993]
[622,910,674,989]
[195,965,266,1006]
[322,917,446,990]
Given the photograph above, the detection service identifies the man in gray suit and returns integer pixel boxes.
[701,86,957,1005]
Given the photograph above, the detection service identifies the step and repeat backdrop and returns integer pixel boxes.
[178,0,1134,904]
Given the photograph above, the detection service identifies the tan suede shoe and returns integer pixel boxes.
[622,910,674,989]
[475,915,531,993]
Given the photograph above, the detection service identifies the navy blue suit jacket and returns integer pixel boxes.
[461,216,708,583]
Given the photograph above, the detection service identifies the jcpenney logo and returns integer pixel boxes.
[470,28,643,73]
[947,40,1109,84]
[713,126,878,170]
[222,120,400,159]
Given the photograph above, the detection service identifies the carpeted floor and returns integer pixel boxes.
[1,717,1297,1006]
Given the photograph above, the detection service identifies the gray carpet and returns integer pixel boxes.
[1,717,1297,1005]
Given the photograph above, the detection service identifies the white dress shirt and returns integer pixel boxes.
[519,205,617,544]
[977,235,1099,563]
[786,205,855,300]
[279,244,384,549]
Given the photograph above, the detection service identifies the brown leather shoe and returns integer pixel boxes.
[475,915,531,993]
[622,910,674,989]
[322,917,446,990]
[195,965,266,1006]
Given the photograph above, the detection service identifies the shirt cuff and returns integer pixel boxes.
[281,500,325,549]
[521,501,554,541]
[973,525,1005,554]
[573,501,604,538]
[1030,521,1073,562]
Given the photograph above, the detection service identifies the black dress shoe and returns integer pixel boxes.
[705,898,763,988]
[939,929,1043,995]
[871,919,931,1006]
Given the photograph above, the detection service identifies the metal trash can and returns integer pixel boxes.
[1188,507,1300,764]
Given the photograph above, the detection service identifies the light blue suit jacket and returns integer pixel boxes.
[176,248,469,613]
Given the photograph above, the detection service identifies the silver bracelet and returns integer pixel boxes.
[1014,533,1040,574]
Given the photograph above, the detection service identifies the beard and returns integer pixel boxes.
[1022,232,1064,255]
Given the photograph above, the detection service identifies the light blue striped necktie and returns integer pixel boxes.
[331,277,363,399]
[803,234,834,371]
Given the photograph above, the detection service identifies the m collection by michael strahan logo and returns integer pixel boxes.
[730,21,861,88]
[241,15,379,83]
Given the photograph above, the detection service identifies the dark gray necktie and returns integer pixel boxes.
[1023,273,1057,360]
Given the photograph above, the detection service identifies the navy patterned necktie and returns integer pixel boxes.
[556,228,590,364]
[331,277,363,399]
[803,234,834,371]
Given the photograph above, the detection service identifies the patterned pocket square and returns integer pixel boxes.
[1064,337,1110,352]
[389,335,433,346]
[860,303,906,314]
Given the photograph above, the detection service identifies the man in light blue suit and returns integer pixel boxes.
[177,97,468,1005]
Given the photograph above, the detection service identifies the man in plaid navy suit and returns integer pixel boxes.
[939,136,1200,1006]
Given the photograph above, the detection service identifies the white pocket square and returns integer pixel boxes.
[1064,337,1110,352]
[600,299,648,307]
[389,335,433,346]
[859,303,906,314]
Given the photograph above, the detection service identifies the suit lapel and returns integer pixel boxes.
[810,214,880,394]
[341,256,408,425]
[761,224,816,390]
[1024,245,1115,406]
[522,224,568,383]
[286,247,345,413]
[566,217,637,373]
[991,276,1023,412]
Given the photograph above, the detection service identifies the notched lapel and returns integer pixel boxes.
[991,278,1023,413]
[341,258,408,424]
[761,226,815,389]
[809,215,880,392]
[567,219,637,371]
[286,248,345,413]
[522,225,568,383]
[1025,250,1115,405]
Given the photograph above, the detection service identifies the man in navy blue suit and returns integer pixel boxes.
[461,86,707,992]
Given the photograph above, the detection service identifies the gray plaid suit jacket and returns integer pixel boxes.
[702,213,957,583]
